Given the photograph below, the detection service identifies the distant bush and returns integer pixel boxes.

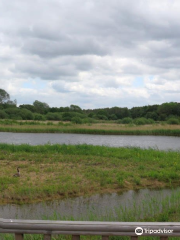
[46,112,62,121]
[121,117,133,124]
[146,118,155,124]
[96,114,108,120]
[82,118,95,124]
[34,113,46,121]
[109,114,118,120]
[167,118,179,125]
[62,112,86,121]
[134,117,150,125]
[71,116,82,124]
[19,109,34,120]
[0,110,8,119]
[117,119,122,124]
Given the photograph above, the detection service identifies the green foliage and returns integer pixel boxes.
[0,88,10,104]
[121,117,133,124]
[19,104,36,112]
[167,118,179,125]
[96,114,108,120]
[0,110,8,119]
[134,117,148,125]
[62,112,86,121]
[70,104,82,112]
[19,109,34,120]
[33,100,49,114]
[34,113,46,121]
[46,112,62,121]
[158,102,180,117]
[71,116,83,124]
[109,114,118,120]
[133,117,154,125]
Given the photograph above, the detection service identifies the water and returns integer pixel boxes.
[1,188,179,220]
[0,132,180,150]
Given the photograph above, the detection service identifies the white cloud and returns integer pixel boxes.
[0,0,180,108]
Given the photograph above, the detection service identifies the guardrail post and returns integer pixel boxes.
[72,235,80,240]
[44,234,51,240]
[131,237,138,240]
[160,237,168,240]
[102,236,109,240]
[15,233,23,240]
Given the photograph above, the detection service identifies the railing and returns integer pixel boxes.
[0,218,180,240]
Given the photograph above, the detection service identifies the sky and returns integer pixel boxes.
[0,0,180,109]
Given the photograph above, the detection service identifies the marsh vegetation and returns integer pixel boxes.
[0,144,180,204]
[0,120,180,136]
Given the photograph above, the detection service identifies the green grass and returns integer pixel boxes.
[0,144,180,204]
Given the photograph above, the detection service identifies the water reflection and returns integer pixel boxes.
[1,188,180,220]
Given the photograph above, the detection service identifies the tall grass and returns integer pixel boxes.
[0,120,180,136]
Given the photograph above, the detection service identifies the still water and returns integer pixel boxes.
[1,188,180,220]
[0,132,180,150]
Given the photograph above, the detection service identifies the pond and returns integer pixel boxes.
[1,188,180,220]
[0,132,180,150]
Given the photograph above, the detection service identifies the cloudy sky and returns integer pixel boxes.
[0,0,180,109]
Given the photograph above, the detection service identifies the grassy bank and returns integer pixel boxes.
[0,120,180,136]
[0,144,180,204]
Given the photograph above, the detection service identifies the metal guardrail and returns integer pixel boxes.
[0,218,180,240]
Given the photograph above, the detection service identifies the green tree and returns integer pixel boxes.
[0,89,10,104]
[33,100,49,114]
[70,104,82,112]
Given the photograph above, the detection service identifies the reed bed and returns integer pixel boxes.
[0,126,180,136]
[0,120,180,136]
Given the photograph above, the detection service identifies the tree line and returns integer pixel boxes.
[0,88,180,124]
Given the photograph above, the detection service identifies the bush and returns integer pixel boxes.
[117,119,122,124]
[82,118,95,124]
[71,117,82,124]
[34,113,46,121]
[146,118,155,124]
[134,117,148,125]
[121,117,133,124]
[19,109,34,120]
[109,114,118,120]
[0,110,8,119]
[46,112,62,121]
[167,118,179,125]
[62,112,86,121]
[96,114,108,120]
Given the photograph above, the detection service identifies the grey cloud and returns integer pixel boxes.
[22,37,107,58]
[13,60,78,80]
[1,0,180,108]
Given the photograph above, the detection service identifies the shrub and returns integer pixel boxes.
[19,109,34,120]
[46,112,62,121]
[121,117,133,124]
[134,117,149,125]
[0,110,8,119]
[82,118,95,124]
[34,113,46,121]
[71,117,82,124]
[167,118,179,125]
